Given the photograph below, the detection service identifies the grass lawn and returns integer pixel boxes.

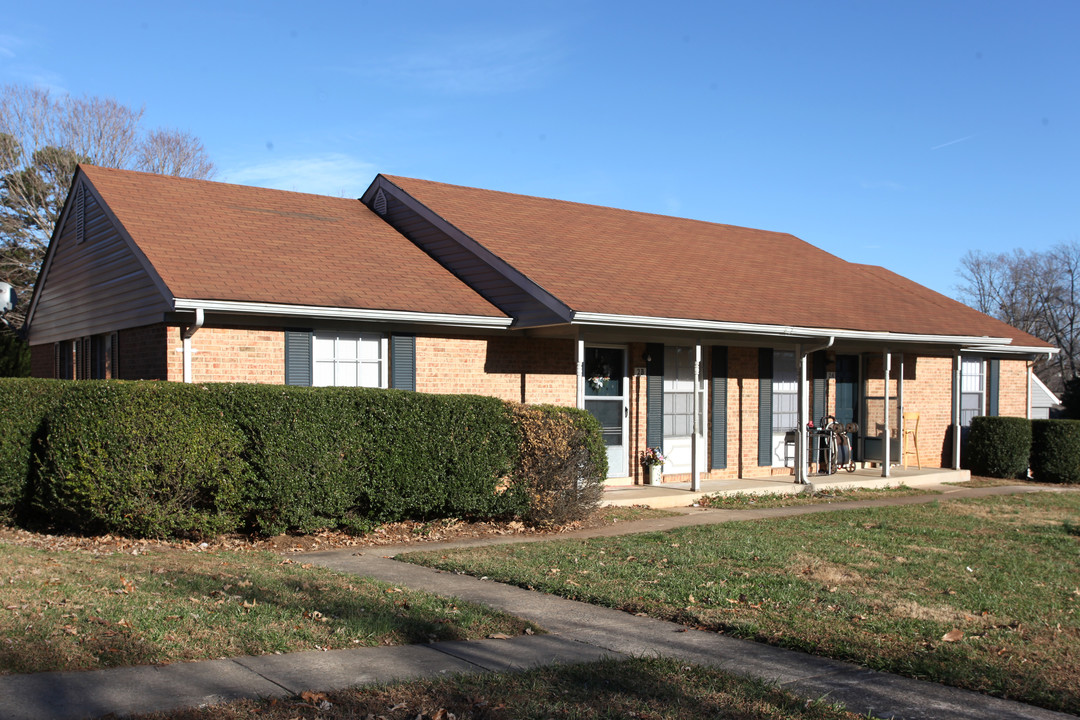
[404,492,1080,714]
[697,484,935,509]
[131,657,877,720]
[0,543,536,674]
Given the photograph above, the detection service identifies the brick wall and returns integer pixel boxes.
[415,335,576,404]
[165,326,286,384]
[117,324,168,380]
[29,344,53,378]
[999,359,1029,417]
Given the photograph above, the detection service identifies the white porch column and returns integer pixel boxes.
[952,351,962,469]
[691,340,702,491]
[575,333,585,410]
[897,353,905,467]
[882,348,891,478]
[797,344,809,484]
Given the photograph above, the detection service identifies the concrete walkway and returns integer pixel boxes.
[0,483,1075,720]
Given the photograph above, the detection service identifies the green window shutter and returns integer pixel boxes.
[284,329,312,386]
[812,351,826,424]
[390,334,416,391]
[758,348,773,466]
[711,346,728,469]
[646,343,664,449]
[987,359,1000,416]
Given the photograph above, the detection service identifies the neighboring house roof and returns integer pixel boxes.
[1031,373,1061,408]
[372,175,1048,348]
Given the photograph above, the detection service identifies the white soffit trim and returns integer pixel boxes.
[173,298,513,328]
[570,311,1016,347]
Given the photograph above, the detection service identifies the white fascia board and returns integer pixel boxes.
[962,344,1058,356]
[173,298,513,328]
[570,311,1016,347]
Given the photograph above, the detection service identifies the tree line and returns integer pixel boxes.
[0,83,215,373]
[956,242,1080,395]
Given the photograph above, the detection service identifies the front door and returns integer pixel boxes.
[835,355,859,460]
[584,346,628,477]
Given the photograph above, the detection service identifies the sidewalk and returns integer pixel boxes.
[0,483,1074,720]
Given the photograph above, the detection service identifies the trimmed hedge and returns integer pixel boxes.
[1031,419,1080,485]
[2,378,605,538]
[215,384,523,535]
[510,404,608,526]
[30,382,250,539]
[963,416,1032,479]
[0,378,67,522]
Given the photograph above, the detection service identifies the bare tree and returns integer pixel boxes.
[137,128,215,178]
[957,242,1080,391]
[0,83,215,329]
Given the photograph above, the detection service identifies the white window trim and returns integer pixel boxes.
[960,356,985,427]
[312,331,388,388]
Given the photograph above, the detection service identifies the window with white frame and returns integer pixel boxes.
[772,350,798,431]
[960,356,984,427]
[313,332,387,387]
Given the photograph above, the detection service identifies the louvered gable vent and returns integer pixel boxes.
[75,185,86,244]
[373,188,387,215]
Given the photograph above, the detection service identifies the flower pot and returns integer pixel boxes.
[646,464,661,485]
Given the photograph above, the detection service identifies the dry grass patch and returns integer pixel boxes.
[0,542,536,674]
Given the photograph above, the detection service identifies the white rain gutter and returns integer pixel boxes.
[796,336,835,485]
[571,312,1015,347]
[181,307,204,384]
[173,299,513,329]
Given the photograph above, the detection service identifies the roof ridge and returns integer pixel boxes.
[80,164,365,204]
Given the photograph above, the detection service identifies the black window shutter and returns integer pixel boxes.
[758,348,773,466]
[284,329,312,386]
[645,343,664,449]
[711,347,728,469]
[987,359,1000,416]
[812,351,826,424]
[390,334,416,391]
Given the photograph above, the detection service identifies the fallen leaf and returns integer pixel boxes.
[487,633,511,640]
[942,629,964,642]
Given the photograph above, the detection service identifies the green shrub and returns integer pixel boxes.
[1031,419,1080,485]
[31,382,250,538]
[0,378,67,522]
[213,384,523,535]
[963,416,1032,479]
[509,404,607,526]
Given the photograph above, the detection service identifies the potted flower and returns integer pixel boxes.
[640,447,666,485]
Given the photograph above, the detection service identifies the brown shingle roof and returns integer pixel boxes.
[79,166,505,318]
[382,175,1047,346]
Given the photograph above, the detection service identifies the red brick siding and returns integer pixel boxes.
[117,325,168,380]
[415,335,576,404]
[30,344,53,378]
[165,326,286,384]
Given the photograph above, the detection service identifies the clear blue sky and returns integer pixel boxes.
[3,1,1077,299]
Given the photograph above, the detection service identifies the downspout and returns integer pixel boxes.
[181,308,204,384]
[575,331,585,410]
[797,336,835,484]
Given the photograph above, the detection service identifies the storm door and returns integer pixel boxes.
[663,346,694,474]
[584,346,628,477]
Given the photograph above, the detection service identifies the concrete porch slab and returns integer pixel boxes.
[602,467,970,508]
